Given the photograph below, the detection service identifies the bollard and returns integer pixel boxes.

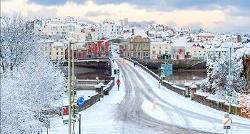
[184,82,190,97]
[190,84,197,100]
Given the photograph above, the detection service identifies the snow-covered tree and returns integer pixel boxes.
[0,15,38,72]
[0,16,66,133]
[201,47,250,104]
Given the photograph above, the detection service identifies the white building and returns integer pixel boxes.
[41,17,83,41]
[208,47,228,61]
[97,21,123,39]
[150,41,172,59]
[40,40,67,60]
[185,43,208,60]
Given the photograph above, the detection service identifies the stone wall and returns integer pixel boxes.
[126,58,185,96]
[126,58,248,119]
[192,93,242,116]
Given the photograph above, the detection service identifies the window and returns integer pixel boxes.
[153,51,156,55]
[100,46,105,52]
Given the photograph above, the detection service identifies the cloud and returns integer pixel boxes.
[1,0,250,33]
[85,10,112,17]
[27,7,58,19]
[94,0,250,14]
[183,22,202,30]
[27,0,84,5]
[224,6,250,17]
[208,15,250,34]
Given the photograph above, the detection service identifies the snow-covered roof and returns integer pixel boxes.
[94,82,105,88]
[132,29,148,38]
[39,39,54,43]
[150,41,170,45]
[190,84,197,89]
[53,42,65,47]
[234,47,250,59]
[198,32,215,37]
[171,36,190,47]
[208,47,228,52]
[244,43,250,48]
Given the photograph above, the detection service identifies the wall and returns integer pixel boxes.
[125,58,248,119]
[125,58,185,96]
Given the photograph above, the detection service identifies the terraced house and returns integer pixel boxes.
[122,35,150,59]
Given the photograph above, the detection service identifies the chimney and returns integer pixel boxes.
[132,29,134,35]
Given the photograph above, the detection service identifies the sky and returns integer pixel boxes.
[1,0,250,33]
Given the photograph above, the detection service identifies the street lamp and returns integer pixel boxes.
[227,46,233,114]
[67,38,113,134]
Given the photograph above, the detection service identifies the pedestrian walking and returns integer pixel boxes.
[158,77,162,88]
[158,80,161,88]
[116,79,121,91]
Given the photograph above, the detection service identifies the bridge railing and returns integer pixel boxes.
[125,58,186,96]
[125,58,247,118]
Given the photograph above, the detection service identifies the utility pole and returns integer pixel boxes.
[79,114,81,134]
[72,43,76,134]
[68,42,72,134]
[228,47,232,113]
[66,39,112,134]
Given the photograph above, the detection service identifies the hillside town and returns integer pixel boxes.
[26,17,248,62]
[26,16,250,117]
[30,17,249,85]
[1,1,250,133]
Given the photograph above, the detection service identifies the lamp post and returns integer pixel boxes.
[67,38,112,134]
[67,41,72,134]
[227,47,233,114]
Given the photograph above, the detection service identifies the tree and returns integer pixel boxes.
[0,15,38,72]
[201,47,249,104]
[0,16,66,133]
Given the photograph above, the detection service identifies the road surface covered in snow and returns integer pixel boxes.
[119,59,250,134]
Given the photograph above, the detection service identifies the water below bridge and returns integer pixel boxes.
[151,69,207,86]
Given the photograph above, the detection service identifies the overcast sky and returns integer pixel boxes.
[1,0,250,33]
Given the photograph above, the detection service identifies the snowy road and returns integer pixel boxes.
[116,59,215,134]
[48,45,250,134]
[116,59,250,134]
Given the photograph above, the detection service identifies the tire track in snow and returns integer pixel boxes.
[116,60,213,134]
[125,62,192,134]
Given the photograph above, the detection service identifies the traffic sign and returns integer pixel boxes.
[63,119,69,125]
[161,64,173,76]
[62,106,69,115]
[223,113,232,132]
[117,69,120,75]
[77,97,85,107]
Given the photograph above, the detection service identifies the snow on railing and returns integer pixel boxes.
[125,57,185,95]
